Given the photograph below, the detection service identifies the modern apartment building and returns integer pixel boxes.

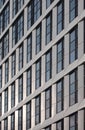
[0,0,85,130]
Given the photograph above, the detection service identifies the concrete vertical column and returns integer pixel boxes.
[78,21,84,58]
[78,0,84,16]
[23,105,26,130]
[41,92,45,123]
[32,30,36,58]
[52,45,56,79]
[10,0,12,22]
[15,110,18,130]
[64,34,69,69]
[32,64,35,93]
[42,19,46,50]
[52,6,57,40]
[78,65,84,102]
[41,55,45,86]
[8,116,11,130]
[52,84,56,117]
[2,121,4,130]
[64,117,69,130]
[2,63,5,88]
[78,110,84,130]
[15,79,18,106]
[24,7,27,36]
[64,0,69,28]
[9,56,11,81]
[23,39,27,66]
[31,99,35,128]
[64,75,69,110]
[52,123,56,130]
[23,72,26,99]
[16,48,19,74]
[2,92,4,115]
[42,0,46,14]
[8,85,11,111]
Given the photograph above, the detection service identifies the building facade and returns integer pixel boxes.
[0,0,85,130]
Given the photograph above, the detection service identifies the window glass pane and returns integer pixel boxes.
[27,68,31,96]
[69,69,77,106]
[26,102,31,129]
[69,27,78,63]
[46,12,52,44]
[56,79,63,113]
[57,39,64,73]
[69,113,78,130]
[27,35,32,63]
[69,0,78,22]
[35,95,41,124]
[18,76,23,102]
[45,88,51,119]
[57,1,64,34]
[4,89,8,113]
[45,50,52,82]
[35,59,41,89]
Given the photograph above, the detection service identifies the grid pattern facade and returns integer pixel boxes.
[0,0,85,130]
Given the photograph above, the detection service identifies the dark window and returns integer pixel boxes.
[12,0,24,18]
[84,64,85,97]
[36,24,41,54]
[0,4,10,33]
[12,14,24,47]
[26,68,31,96]
[56,120,64,130]
[56,79,64,113]
[27,34,32,63]
[0,94,2,116]
[5,59,9,84]
[46,12,52,44]
[0,32,9,60]
[35,95,41,125]
[4,118,8,130]
[0,42,2,61]
[4,89,8,113]
[35,59,41,89]
[45,125,51,130]
[69,0,78,22]
[19,44,23,70]
[69,69,78,106]
[45,49,52,82]
[11,52,16,77]
[84,109,85,129]
[0,122,1,130]
[57,38,64,73]
[0,66,2,89]
[69,113,78,130]
[34,0,42,22]
[46,0,54,8]
[26,102,31,129]
[84,19,85,52]
[45,87,51,119]
[57,0,64,34]
[69,26,78,63]
[11,83,15,108]
[18,75,23,102]
[27,0,42,29]
[3,33,9,58]
[0,0,7,9]
[11,113,15,130]
[18,108,23,130]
